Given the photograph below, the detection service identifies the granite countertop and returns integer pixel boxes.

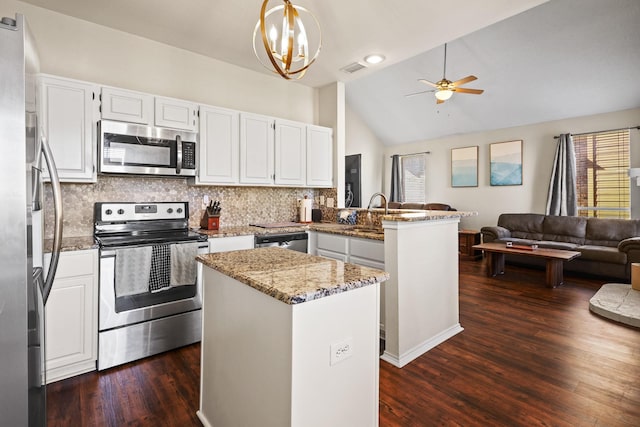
[381,210,478,222]
[44,236,97,253]
[197,247,389,305]
[198,225,308,238]
[49,210,477,253]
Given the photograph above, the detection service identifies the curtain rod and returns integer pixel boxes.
[389,151,431,158]
[554,126,640,139]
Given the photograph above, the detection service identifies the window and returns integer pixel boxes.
[399,154,426,203]
[574,129,630,219]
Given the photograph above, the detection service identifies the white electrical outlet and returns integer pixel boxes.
[320,195,325,205]
[330,338,353,366]
[326,197,335,208]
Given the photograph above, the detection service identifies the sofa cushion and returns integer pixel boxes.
[584,218,640,247]
[578,245,627,264]
[542,216,586,244]
[498,213,545,240]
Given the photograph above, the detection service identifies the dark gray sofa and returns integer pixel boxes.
[481,213,640,280]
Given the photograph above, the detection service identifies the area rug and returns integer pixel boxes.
[589,283,640,328]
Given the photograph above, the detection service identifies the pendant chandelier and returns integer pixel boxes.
[252,0,322,80]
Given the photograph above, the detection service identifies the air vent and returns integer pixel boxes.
[340,62,367,74]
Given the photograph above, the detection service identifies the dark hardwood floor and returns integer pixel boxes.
[48,259,640,426]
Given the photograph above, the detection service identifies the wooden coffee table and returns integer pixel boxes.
[473,242,581,288]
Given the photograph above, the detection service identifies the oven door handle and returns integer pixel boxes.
[176,134,182,175]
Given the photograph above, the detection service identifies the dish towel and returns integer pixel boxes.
[149,244,171,292]
[115,246,153,297]
[170,242,199,286]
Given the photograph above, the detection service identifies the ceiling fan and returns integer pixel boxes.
[407,43,484,104]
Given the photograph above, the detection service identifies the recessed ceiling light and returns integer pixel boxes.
[364,54,385,65]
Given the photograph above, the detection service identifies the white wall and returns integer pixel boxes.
[382,108,640,230]
[318,82,346,208]
[345,105,384,206]
[5,0,316,123]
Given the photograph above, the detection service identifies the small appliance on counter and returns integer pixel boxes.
[298,196,313,223]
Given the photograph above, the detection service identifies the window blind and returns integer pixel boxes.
[574,130,630,219]
[400,154,426,203]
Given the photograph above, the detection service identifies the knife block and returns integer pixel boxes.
[200,212,220,230]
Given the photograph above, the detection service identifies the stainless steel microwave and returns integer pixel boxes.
[98,120,197,177]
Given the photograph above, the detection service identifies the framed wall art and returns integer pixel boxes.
[490,140,522,186]
[451,146,478,187]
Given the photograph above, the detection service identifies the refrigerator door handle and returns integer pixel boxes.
[41,135,63,304]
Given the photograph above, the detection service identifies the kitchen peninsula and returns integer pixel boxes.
[196,247,389,427]
[381,210,476,368]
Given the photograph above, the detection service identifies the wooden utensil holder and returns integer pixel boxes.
[200,213,220,230]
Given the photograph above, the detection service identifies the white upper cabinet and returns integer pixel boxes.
[100,86,153,125]
[240,113,275,185]
[274,119,306,186]
[198,105,239,184]
[38,74,99,182]
[306,125,333,187]
[101,88,198,132]
[155,96,198,132]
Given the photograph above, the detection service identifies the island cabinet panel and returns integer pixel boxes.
[198,267,380,427]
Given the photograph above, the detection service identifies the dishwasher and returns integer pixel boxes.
[254,232,308,253]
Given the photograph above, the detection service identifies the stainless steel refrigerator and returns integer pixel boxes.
[0,13,63,426]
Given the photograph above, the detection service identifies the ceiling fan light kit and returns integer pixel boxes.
[408,43,485,103]
[252,0,322,80]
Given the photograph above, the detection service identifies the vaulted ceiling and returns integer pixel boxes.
[20,0,640,145]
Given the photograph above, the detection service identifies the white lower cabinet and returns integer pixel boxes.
[208,235,254,253]
[310,231,384,267]
[44,249,98,383]
[310,231,386,333]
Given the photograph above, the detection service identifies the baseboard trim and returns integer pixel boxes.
[196,410,212,427]
[380,323,464,368]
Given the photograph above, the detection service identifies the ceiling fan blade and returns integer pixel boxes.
[418,79,438,88]
[451,75,477,87]
[405,89,435,97]
[454,87,484,95]
[436,98,445,104]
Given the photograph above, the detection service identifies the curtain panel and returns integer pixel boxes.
[545,133,578,216]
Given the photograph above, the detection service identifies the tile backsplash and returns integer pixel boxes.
[44,176,320,238]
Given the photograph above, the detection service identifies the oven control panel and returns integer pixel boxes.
[96,202,188,221]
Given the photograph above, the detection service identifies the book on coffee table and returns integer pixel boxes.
[506,243,538,251]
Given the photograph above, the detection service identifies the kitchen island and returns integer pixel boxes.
[196,247,389,427]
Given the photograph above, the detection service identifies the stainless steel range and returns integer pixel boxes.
[94,201,208,370]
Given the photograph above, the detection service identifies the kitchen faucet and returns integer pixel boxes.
[367,192,388,215]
